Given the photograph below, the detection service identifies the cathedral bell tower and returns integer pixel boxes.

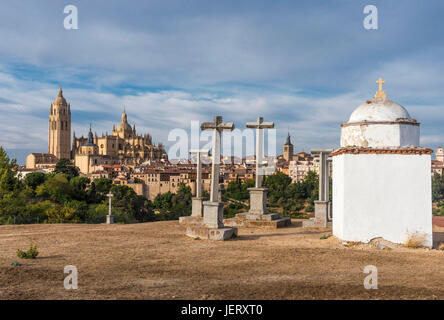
[49,88,71,159]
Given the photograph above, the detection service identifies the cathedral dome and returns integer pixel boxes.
[116,109,133,135]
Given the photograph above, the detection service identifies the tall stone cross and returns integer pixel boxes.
[246,117,274,188]
[189,149,209,198]
[106,192,114,224]
[311,150,333,202]
[201,116,234,202]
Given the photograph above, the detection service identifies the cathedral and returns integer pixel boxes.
[27,88,167,174]
[72,108,167,165]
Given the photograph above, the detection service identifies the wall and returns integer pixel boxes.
[332,153,432,247]
[340,123,419,148]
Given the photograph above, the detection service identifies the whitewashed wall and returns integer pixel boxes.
[332,153,432,247]
[341,123,419,148]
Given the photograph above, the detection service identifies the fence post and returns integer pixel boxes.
[13,216,16,225]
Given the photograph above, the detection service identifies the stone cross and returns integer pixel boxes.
[201,116,234,202]
[311,150,333,202]
[246,117,274,188]
[106,192,114,224]
[189,149,209,198]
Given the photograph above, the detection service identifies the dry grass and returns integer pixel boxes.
[0,221,443,300]
[343,241,362,247]
[439,243,444,251]
[404,232,427,248]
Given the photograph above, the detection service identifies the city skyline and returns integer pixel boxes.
[1,1,444,163]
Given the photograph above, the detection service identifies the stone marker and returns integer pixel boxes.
[224,117,290,228]
[106,192,114,224]
[246,117,274,215]
[201,116,234,228]
[303,149,332,228]
[190,149,209,217]
[179,149,210,226]
[185,116,238,240]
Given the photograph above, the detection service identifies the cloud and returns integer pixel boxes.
[0,0,443,163]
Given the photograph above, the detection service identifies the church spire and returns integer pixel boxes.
[121,107,128,123]
[58,87,63,98]
[285,131,292,146]
[87,123,94,144]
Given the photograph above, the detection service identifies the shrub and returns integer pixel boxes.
[305,204,314,213]
[438,243,444,251]
[404,232,427,248]
[17,242,39,259]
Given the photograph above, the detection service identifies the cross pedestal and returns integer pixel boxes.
[106,214,114,224]
[303,149,333,228]
[247,187,268,215]
[191,197,204,217]
[223,117,290,229]
[184,116,238,240]
[202,201,224,228]
[312,201,329,227]
[106,192,114,225]
[179,149,209,226]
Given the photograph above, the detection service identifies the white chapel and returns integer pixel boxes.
[332,78,433,247]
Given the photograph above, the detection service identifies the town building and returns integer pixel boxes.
[432,147,444,176]
[25,153,58,171]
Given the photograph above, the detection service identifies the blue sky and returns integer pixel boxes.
[0,0,443,164]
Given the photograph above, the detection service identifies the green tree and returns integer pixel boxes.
[225,179,254,201]
[70,176,90,201]
[45,205,79,223]
[263,172,292,204]
[24,172,46,190]
[432,173,444,203]
[0,146,21,194]
[36,174,73,203]
[152,183,192,220]
[53,158,79,178]
[65,200,89,221]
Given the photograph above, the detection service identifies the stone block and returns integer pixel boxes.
[106,215,114,224]
[302,200,331,228]
[247,187,268,214]
[224,212,291,229]
[185,226,238,241]
[191,197,204,217]
[203,201,224,229]
[179,216,203,226]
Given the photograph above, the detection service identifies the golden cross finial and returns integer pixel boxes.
[376,77,385,91]
[374,77,386,100]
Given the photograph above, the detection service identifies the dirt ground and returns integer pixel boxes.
[0,221,443,300]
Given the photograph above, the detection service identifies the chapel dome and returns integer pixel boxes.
[348,98,411,123]
[340,78,420,148]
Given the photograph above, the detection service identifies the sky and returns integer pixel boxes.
[0,0,443,164]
